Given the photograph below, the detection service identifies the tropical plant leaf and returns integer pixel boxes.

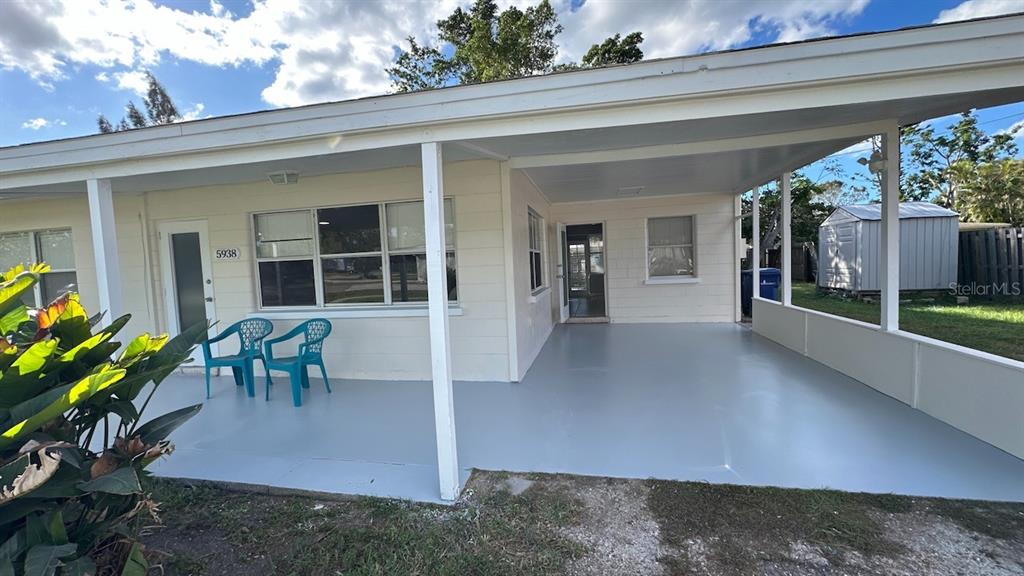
[0,339,59,409]
[97,315,131,340]
[23,543,76,576]
[103,401,138,425]
[149,321,208,369]
[46,296,90,351]
[134,404,202,445]
[77,467,140,496]
[60,556,95,576]
[0,272,40,317]
[0,303,29,335]
[120,542,147,576]
[0,448,61,504]
[0,530,25,563]
[0,369,126,450]
[0,346,16,373]
[116,333,167,366]
[45,511,67,546]
[2,383,75,431]
[53,333,112,368]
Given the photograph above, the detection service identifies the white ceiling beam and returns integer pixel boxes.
[449,140,509,161]
[509,122,890,169]
[731,136,865,194]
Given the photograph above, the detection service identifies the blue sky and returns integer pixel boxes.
[1,0,1021,169]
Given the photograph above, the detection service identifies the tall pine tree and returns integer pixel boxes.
[97,72,180,133]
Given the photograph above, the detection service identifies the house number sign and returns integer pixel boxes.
[214,248,241,260]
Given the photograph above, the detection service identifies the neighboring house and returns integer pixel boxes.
[818,202,959,292]
[2,15,1023,502]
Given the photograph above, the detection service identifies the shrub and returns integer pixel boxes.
[0,264,206,575]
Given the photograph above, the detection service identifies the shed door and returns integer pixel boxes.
[823,223,856,289]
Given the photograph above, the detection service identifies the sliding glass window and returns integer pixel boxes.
[253,199,456,308]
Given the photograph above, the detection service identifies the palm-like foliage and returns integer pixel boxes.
[0,264,206,575]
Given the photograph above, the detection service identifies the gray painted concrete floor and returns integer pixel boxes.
[147,323,1024,503]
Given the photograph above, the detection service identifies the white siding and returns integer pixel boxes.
[509,170,557,380]
[1,160,511,382]
[549,193,737,323]
[0,194,155,333]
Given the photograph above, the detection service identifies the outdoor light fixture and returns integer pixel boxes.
[856,150,886,174]
[267,170,299,185]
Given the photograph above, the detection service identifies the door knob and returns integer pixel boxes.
[205,297,214,302]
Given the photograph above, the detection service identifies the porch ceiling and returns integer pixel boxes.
[519,136,860,202]
[0,144,480,198]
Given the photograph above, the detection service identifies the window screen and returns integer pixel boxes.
[647,215,695,277]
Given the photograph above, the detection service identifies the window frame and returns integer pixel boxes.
[528,208,547,294]
[0,227,78,307]
[644,214,698,281]
[251,198,458,310]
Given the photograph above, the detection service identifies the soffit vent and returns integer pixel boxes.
[268,171,299,185]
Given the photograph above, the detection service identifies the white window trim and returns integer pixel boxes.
[528,207,547,294]
[251,198,457,310]
[0,228,77,307]
[644,214,698,282]
[248,304,464,320]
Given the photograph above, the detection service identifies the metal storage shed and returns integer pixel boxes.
[818,202,959,292]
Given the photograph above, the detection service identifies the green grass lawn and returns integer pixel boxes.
[791,283,1024,361]
[140,472,1024,575]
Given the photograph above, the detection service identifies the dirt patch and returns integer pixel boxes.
[553,476,667,576]
[142,472,1024,576]
[647,482,1024,576]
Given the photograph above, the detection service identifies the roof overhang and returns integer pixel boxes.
[1,14,1023,196]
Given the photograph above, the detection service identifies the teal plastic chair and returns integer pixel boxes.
[202,318,274,399]
[263,319,332,407]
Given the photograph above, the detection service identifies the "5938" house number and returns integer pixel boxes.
[214,248,241,260]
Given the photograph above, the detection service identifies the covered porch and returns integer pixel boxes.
[147,322,1024,503]
[3,15,1024,504]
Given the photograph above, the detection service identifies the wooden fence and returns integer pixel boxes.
[958,227,1024,298]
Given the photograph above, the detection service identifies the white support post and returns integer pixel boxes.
[781,173,792,306]
[751,187,760,299]
[86,178,123,325]
[421,142,460,501]
[880,127,900,332]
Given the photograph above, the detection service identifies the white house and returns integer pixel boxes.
[2,15,1023,503]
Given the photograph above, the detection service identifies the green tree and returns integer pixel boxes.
[742,172,836,262]
[389,0,561,92]
[582,32,644,67]
[901,111,1020,212]
[125,101,147,129]
[97,71,180,133]
[389,0,644,92]
[142,71,180,124]
[950,158,1024,226]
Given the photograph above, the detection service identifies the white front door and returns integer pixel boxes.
[557,222,569,322]
[158,220,217,365]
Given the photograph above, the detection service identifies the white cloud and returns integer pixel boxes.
[179,103,209,122]
[996,118,1024,142]
[0,0,871,109]
[21,117,65,130]
[98,69,149,97]
[934,0,1023,23]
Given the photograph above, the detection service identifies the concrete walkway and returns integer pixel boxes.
[147,323,1024,503]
